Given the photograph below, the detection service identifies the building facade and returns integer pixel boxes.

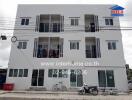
[6,4,128,92]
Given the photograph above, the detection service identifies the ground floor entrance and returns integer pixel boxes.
[31,69,45,86]
[70,69,83,87]
[30,68,115,89]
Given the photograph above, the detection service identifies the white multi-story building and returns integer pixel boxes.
[6,4,128,92]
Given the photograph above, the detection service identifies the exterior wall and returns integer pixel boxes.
[8,33,125,67]
[6,4,128,92]
[6,66,128,91]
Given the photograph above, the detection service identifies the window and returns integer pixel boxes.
[58,69,63,77]
[18,69,23,77]
[23,69,28,77]
[63,69,68,78]
[18,41,27,49]
[21,19,25,25]
[86,45,96,58]
[25,19,29,25]
[70,41,79,50]
[59,69,68,78]
[98,70,115,87]
[112,42,116,50]
[48,69,68,78]
[48,69,53,77]
[13,69,18,77]
[21,18,29,25]
[9,69,13,77]
[23,42,27,49]
[107,41,117,50]
[105,18,113,25]
[98,70,106,87]
[71,18,79,26]
[108,42,112,50]
[18,42,22,49]
[53,69,58,77]
[8,69,28,77]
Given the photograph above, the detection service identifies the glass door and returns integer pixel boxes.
[98,70,115,87]
[106,70,115,87]
[70,70,76,87]
[31,69,44,86]
[70,69,83,87]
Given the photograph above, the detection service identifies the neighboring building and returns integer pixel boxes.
[0,68,7,89]
[6,4,128,92]
[126,64,132,80]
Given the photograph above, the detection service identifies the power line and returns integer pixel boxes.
[0,18,132,23]
[0,27,132,31]
[0,20,131,28]
[0,23,132,28]
[1,28,132,40]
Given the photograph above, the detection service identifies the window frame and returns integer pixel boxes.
[112,42,116,50]
[98,70,115,87]
[48,69,68,78]
[22,42,27,49]
[98,70,106,87]
[18,69,23,77]
[70,41,79,50]
[86,44,96,58]
[21,18,29,25]
[107,41,117,50]
[18,41,27,49]
[21,19,25,25]
[9,69,14,77]
[70,69,83,87]
[13,69,18,77]
[70,18,79,26]
[105,18,114,26]
[106,70,115,87]
[25,19,29,25]
[23,69,28,77]
[48,69,53,77]
[52,69,58,78]
[9,69,28,77]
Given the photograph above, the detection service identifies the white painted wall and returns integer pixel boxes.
[6,4,127,92]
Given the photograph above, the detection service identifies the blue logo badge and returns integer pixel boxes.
[110,5,125,16]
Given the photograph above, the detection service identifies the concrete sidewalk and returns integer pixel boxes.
[0,91,131,100]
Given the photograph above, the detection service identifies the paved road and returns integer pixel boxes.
[0,91,132,100]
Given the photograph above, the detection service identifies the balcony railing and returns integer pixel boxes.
[35,14,64,32]
[85,15,99,32]
[33,37,63,58]
[85,37,101,58]
[39,23,61,32]
[37,48,63,58]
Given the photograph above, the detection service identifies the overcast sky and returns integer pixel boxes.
[0,0,132,68]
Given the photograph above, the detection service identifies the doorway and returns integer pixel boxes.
[70,69,83,87]
[31,69,45,86]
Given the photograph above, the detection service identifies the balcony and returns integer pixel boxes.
[85,15,99,32]
[85,37,101,58]
[33,37,63,58]
[36,14,64,32]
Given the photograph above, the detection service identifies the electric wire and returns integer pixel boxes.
[0,17,132,38]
